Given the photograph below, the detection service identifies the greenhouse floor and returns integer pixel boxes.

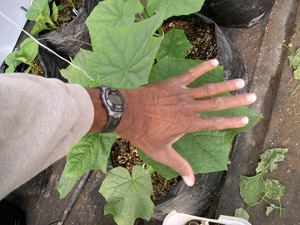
[13,0,300,224]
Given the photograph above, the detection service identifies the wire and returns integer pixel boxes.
[0,10,94,81]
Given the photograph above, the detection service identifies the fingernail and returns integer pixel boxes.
[211,59,219,66]
[182,176,194,187]
[241,116,249,125]
[247,93,257,102]
[236,79,245,88]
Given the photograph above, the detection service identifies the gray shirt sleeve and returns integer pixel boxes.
[0,73,94,200]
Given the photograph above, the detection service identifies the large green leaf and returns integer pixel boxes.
[5,38,38,73]
[264,179,285,200]
[156,29,192,61]
[239,174,265,206]
[65,133,117,177]
[147,0,205,19]
[255,148,288,174]
[86,0,143,46]
[99,166,154,225]
[26,0,49,20]
[87,11,165,89]
[140,57,261,179]
[57,167,80,199]
[60,49,101,88]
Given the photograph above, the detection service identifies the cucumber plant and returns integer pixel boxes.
[55,0,261,224]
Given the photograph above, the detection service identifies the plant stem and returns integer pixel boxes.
[143,10,149,19]
[290,80,300,95]
[246,194,266,211]
[280,40,295,54]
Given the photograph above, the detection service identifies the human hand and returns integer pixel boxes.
[115,59,257,187]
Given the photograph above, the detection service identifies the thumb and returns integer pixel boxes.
[152,147,195,187]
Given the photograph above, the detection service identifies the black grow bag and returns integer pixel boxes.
[37,2,248,220]
[200,0,276,28]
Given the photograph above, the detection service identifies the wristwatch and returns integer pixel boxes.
[95,86,126,133]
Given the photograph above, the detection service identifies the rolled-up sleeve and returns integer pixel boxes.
[0,73,94,200]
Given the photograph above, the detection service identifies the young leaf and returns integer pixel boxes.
[5,38,38,72]
[99,166,154,225]
[140,57,261,179]
[52,2,59,22]
[255,148,288,174]
[156,29,192,60]
[86,0,144,46]
[58,167,80,199]
[289,48,300,80]
[147,0,205,19]
[234,208,250,221]
[60,49,101,88]
[266,203,277,216]
[65,133,117,177]
[239,174,265,206]
[87,11,165,89]
[30,5,52,36]
[26,0,49,21]
[264,179,285,200]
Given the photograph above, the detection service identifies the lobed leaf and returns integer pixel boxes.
[5,38,38,73]
[239,174,265,206]
[87,11,165,89]
[26,0,49,21]
[156,29,192,61]
[64,133,117,177]
[86,0,143,46]
[99,166,154,225]
[255,148,288,174]
[57,167,80,199]
[147,0,205,20]
[264,179,285,200]
[234,208,249,221]
[60,49,101,88]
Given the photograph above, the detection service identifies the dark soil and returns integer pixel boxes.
[57,0,83,28]
[29,57,45,76]
[110,139,179,204]
[162,20,218,60]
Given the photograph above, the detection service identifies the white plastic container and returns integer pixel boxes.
[163,210,252,225]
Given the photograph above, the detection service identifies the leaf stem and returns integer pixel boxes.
[246,194,266,211]
[290,80,300,96]
[280,40,295,54]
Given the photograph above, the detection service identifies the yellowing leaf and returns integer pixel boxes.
[264,179,285,200]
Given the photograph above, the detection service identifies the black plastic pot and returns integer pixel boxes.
[200,0,276,28]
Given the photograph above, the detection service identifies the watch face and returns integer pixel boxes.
[108,92,123,105]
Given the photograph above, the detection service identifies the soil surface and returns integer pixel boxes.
[29,57,45,76]
[57,0,83,28]
[162,20,217,60]
[111,139,179,204]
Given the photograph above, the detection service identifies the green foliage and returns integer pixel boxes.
[288,48,300,80]
[57,1,260,224]
[26,0,60,36]
[99,166,154,225]
[239,174,265,206]
[86,0,144,46]
[156,29,193,60]
[58,168,80,199]
[234,208,250,221]
[64,133,117,177]
[147,0,205,20]
[256,148,288,174]
[5,38,38,73]
[235,148,287,220]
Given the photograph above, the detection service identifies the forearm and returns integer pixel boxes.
[0,74,94,200]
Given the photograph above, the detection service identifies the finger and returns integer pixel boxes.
[149,147,195,187]
[175,59,219,86]
[189,93,257,113]
[187,115,250,133]
[189,79,245,99]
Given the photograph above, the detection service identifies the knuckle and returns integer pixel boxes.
[214,97,224,110]
[204,84,216,96]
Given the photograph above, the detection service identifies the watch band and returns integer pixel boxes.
[95,86,125,133]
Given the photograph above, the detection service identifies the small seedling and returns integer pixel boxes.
[235,148,288,221]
